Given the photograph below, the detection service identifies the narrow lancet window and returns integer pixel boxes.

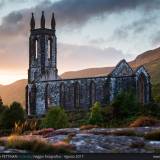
[48,39,51,59]
[35,40,38,59]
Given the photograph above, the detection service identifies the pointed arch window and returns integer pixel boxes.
[138,73,147,104]
[103,80,110,104]
[30,84,36,115]
[45,84,49,110]
[60,83,65,107]
[25,85,29,114]
[35,40,38,59]
[90,81,96,106]
[48,38,52,60]
[74,82,80,108]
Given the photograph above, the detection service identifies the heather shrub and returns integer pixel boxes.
[129,116,159,127]
[41,107,69,129]
[80,124,98,130]
[5,135,72,153]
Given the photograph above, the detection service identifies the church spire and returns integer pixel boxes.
[51,12,56,29]
[41,11,45,29]
[30,12,35,30]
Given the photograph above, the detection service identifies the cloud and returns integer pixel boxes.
[1,0,160,36]
[57,43,127,73]
[125,16,157,34]
[0,0,159,82]
[89,38,106,45]
[151,31,160,46]
[110,16,157,41]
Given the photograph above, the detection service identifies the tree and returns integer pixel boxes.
[41,107,69,129]
[111,91,139,119]
[88,101,103,125]
[0,102,25,129]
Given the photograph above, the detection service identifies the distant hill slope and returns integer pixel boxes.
[0,47,160,106]
[61,67,113,79]
[0,79,27,107]
[130,47,160,84]
[61,47,160,84]
[130,47,160,68]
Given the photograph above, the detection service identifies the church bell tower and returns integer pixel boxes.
[28,11,58,83]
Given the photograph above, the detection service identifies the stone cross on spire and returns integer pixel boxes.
[51,12,56,29]
[30,12,35,30]
[41,11,45,29]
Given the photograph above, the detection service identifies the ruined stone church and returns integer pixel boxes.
[26,12,151,116]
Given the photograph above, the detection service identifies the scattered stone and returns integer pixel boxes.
[1,127,160,153]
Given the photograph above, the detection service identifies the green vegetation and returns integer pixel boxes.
[88,101,103,125]
[111,91,139,119]
[41,107,69,129]
[0,91,159,134]
[152,83,160,103]
[67,110,89,128]
[145,58,160,85]
[0,102,25,130]
[85,91,160,128]
[140,102,160,117]
[95,91,140,127]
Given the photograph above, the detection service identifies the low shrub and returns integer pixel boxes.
[13,118,40,135]
[67,111,89,127]
[144,130,160,140]
[7,135,34,151]
[80,124,98,130]
[129,116,159,127]
[2,135,73,153]
[101,106,114,122]
[41,107,69,129]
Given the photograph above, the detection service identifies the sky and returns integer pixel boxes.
[0,0,160,84]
